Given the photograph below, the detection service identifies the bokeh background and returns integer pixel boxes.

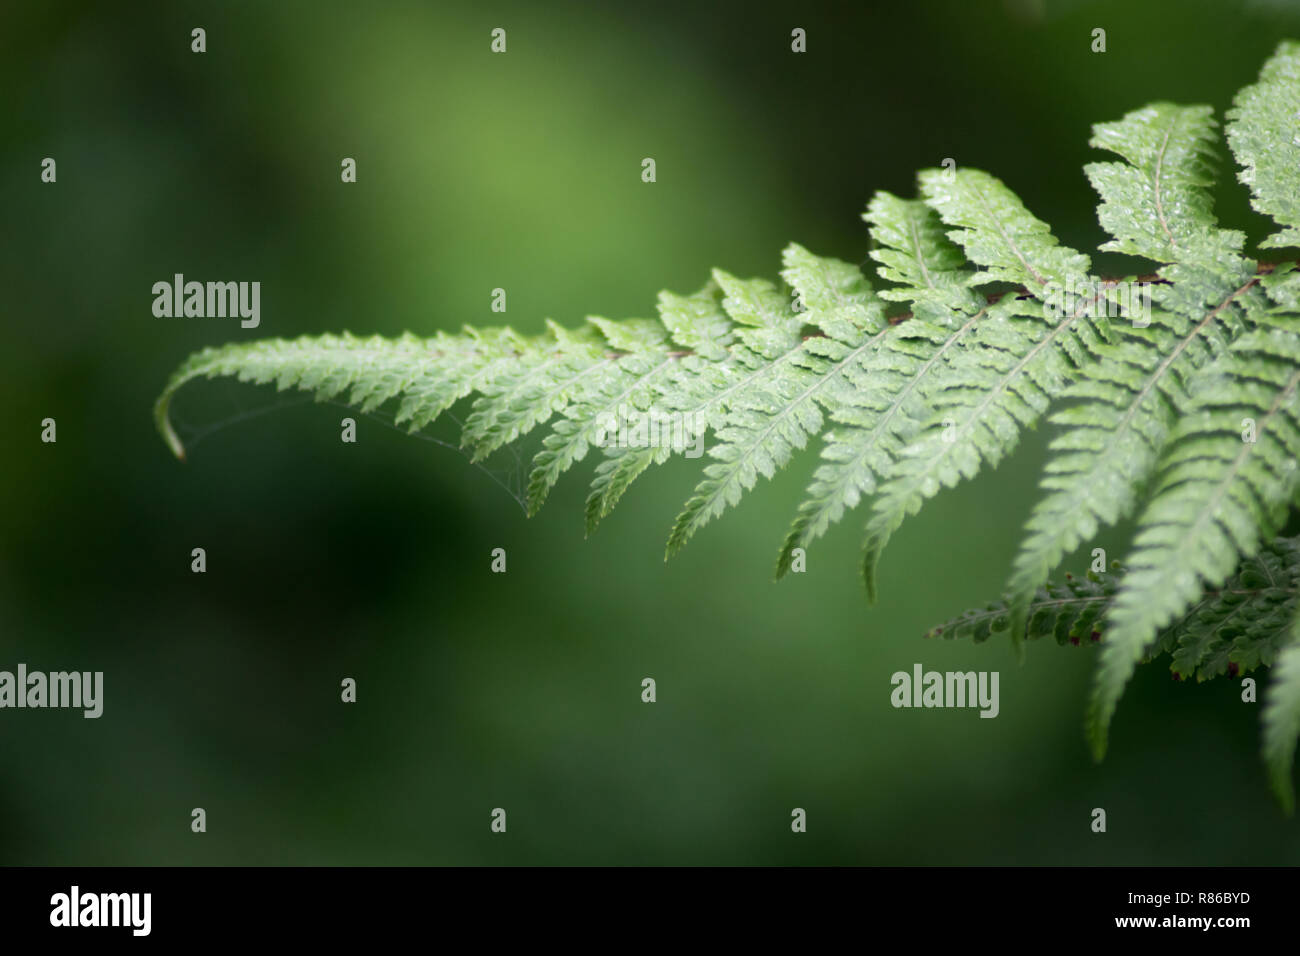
[3,0,1300,864]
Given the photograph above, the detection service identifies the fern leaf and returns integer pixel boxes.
[1263,608,1300,813]
[152,44,1300,806]
[584,277,822,534]
[932,537,1300,670]
[1087,103,1241,262]
[459,320,609,462]
[1087,328,1300,759]
[860,168,1102,600]
[776,195,986,577]
[526,326,676,514]
[1263,262,1300,313]
[585,444,658,533]
[653,282,733,361]
[927,569,1118,645]
[666,249,886,556]
[1226,40,1300,250]
[1168,538,1299,681]
[582,285,741,530]
[917,168,1091,291]
[1006,103,1255,638]
[154,329,525,460]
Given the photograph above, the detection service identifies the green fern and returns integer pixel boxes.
[929,537,1300,678]
[776,194,986,578]
[1004,102,1256,644]
[1265,612,1300,813]
[858,166,1103,605]
[155,43,1300,807]
[1086,324,1300,760]
[933,536,1300,807]
[666,253,887,557]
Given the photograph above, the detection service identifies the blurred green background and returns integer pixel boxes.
[3,0,1299,864]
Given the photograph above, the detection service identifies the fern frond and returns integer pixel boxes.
[1079,43,1300,765]
[154,329,524,460]
[775,196,985,577]
[460,321,611,462]
[860,168,1102,600]
[1166,537,1300,681]
[586,276,819,537]
[1087,103,1243,262]
[153,44,1300,806]
[1005,103,1256,638]
[1226,40,1300,250]
[1087,328,1300,758]
[933,536,1300,671]
[665,248,886,557]
[927,568,1119,646]
[1263,608,1300,813]
[582,285,733,530]
[526,321,675,515]
[919,168,1092,291]
[1263,262,1300,313]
